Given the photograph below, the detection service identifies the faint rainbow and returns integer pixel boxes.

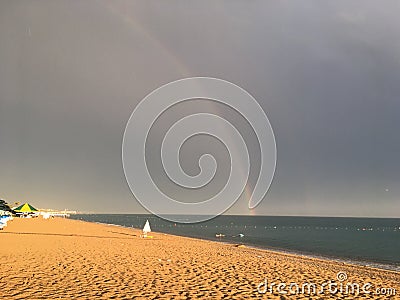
[208,100,257,214]
[104,3,255,213]
[101,2,190,77]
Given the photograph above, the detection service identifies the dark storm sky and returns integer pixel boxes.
[0,1,399,217]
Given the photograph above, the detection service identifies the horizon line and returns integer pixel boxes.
[72,213,400,219]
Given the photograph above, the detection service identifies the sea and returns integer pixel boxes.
[70,214,400,271]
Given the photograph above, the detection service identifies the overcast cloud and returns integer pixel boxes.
[0,1,399,217]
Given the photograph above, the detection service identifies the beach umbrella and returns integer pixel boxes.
[143,220,151,234]
[142,220,152,238]
[13,203,38,213]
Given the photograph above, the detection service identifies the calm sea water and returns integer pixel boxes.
[70,214,400,271]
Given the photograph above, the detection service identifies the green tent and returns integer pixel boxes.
[14,203,38,213]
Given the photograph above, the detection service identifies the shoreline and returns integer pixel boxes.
[6,218,400,276]
[85,219,400,274]
[1,217,399,299]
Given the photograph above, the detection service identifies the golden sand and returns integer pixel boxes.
[0,218,398,299]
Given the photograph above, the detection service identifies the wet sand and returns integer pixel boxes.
[0,217,398,299]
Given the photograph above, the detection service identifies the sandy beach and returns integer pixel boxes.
[0,218,398,299]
